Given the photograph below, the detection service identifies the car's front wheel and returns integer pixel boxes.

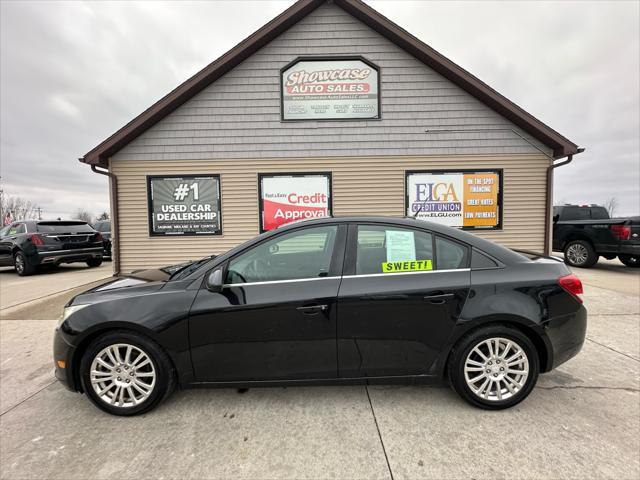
[80,331,175,416]
[448,326,539,410]
[619,255,640,268]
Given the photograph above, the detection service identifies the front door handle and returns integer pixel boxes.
[424,293,455,304]
[297,304,328,314]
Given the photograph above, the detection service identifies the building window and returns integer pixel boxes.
[147,175,222,236]
[258,173,332,232]
[406,170,503,230]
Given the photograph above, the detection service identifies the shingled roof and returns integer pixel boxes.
[81,0,581,167]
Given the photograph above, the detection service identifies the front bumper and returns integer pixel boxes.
[544,303,587,371]
[53,327,79,391]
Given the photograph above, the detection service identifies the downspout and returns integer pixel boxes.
[89,163,121,276]
[545,147,585,255]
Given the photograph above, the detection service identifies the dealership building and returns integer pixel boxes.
[80,0,582,274]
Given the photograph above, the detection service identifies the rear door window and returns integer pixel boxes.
[355,225,434,275]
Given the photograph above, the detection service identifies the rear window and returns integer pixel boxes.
[590,207,609,220]
[94,221,110,232]
[560,207,590,220]
[36,222,94,233]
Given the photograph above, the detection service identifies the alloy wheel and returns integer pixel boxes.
[90,343,156,408]
[464,337,529,401]
[566,244,588,265]
[14,255,24,274]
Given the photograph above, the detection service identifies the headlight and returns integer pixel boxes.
[59,304,89,326]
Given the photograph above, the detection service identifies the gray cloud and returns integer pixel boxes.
[1,0,638,219]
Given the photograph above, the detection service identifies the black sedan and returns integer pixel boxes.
[54,217,586,415]
[0,220,103,276]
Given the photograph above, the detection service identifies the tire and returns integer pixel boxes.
[448,325,540,410]
[563,240,598,268]
[86,257,103,268]
[619,255,640,268]
[80,330,175,416]
[14,251,35,276]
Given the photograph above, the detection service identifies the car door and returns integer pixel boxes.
[337,223,471,378]
[188,224,346,382]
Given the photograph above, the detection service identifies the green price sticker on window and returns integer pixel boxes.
[381,259,433,273]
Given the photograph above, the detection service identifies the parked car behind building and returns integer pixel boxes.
[0,220,103,276]
[93,220,112,258]
[553,205,640,268]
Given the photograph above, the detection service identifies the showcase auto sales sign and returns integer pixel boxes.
[260,174,331,231]
[281,58,379,120]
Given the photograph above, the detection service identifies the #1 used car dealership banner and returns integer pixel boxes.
[406,171,501,229]
[147,175,222,235]
[281,58,379,120]
[259,174,331,231]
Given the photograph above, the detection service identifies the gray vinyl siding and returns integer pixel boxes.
[112,3,552,162]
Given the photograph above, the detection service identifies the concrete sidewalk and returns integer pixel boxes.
[0,266,638,479]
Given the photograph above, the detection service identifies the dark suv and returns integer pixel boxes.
[93,220,112,258]
[0,220,103,276]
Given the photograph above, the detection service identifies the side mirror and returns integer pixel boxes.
[205,268,224,293]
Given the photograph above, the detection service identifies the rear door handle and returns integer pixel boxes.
[424,293,455,304]
[297,304,328,314]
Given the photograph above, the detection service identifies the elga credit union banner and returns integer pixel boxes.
[260,174,331,231]
[406,171,501,229]
[147,175,221,235]
[281,58,379,120]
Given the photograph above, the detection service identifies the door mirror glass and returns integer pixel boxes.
[205,268,224,293]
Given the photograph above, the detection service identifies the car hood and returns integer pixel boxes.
[69,277,167,307]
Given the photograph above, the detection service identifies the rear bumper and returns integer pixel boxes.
[34,247,103,266]
[53,328,79,391]
[544,304,587,371]
[619,244,640,256]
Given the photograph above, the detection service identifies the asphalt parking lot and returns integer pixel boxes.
[0,259,638,479]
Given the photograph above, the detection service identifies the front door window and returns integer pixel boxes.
[226,225,338,284]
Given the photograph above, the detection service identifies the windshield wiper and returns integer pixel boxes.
[169,255,216,280]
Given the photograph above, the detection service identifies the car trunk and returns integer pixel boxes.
[35,221,101,250]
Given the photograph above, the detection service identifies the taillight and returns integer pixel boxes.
[95,232,103,242]
[558,274,583,303]
[30,234,44,246]
[611,224,631,241]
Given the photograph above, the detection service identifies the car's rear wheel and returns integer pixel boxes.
[14,251,35,276]
[448,326,539,410]
[80,331,175,416]
[619,255,640,268]
[86,258,103,268]
[564,240,598,268]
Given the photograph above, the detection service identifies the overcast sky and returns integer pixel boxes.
[1,0,638,219]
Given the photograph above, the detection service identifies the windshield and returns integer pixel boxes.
[167,255,216,280]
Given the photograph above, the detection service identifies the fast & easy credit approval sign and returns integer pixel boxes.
[259,173,332,231]
[406,171,501,229]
